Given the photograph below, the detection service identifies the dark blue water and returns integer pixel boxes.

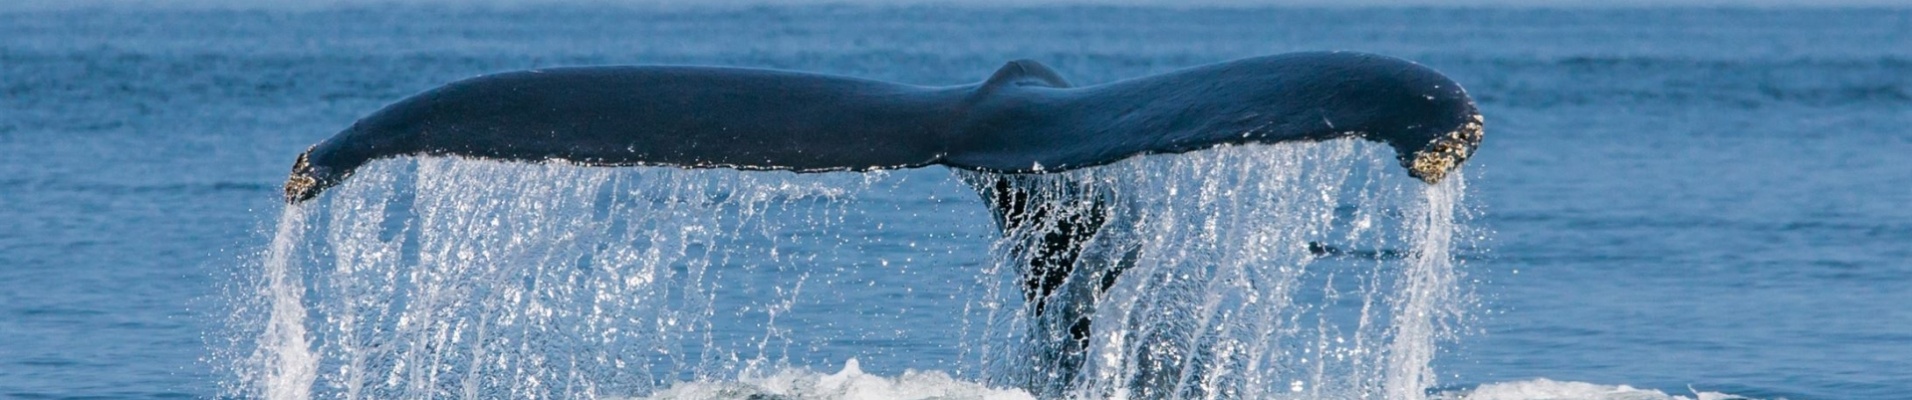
[2,5,1908,399]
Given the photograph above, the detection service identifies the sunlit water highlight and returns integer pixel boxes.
[231,141,1477,399]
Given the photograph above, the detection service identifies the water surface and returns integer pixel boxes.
[1,5,1908,399]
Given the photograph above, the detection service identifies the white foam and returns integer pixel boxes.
[637,359,1036,400]
[1440,379,1755,400]
[642,373,1763,400]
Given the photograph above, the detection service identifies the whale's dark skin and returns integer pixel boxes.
[286,51,1481,203]
[282,51,1483,396]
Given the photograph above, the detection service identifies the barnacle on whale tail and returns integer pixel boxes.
[284,146,322,204]
[1405,114,1484,185]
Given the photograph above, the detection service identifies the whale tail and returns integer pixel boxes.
[1403,113,1484,185]
[275,54,1484,397]
[284,147,320,204]
[281,52,1482,206]
[284,145,347,204]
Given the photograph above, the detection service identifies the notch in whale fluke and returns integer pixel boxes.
[283,52,1483,204]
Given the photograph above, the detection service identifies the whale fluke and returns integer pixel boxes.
[279,52,1484,396]
[283,51,1481,203]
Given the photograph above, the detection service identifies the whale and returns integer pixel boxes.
[283,51,1481,204]
[280,51,1482,395]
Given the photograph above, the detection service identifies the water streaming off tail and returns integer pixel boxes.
[230,140,1471,400]
[961,141,1471,399]
[250,206,319,400]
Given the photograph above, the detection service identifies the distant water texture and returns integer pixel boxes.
[1,5,1908,400]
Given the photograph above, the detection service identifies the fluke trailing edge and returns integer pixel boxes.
[283,51,1482,203]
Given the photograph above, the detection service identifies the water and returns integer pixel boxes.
[2,4,1909,400]
[231,142,1464,399]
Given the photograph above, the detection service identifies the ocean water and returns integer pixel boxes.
[1,4,1909,400]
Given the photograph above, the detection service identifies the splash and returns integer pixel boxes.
[1385,173,1468,400]
[636,359,1037,400]
[228,140,1472,399]
[252,206,320,400]
[960,141,1470,399]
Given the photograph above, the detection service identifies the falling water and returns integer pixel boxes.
[230,140,1470,400]
[958,141,1470,399]
[252,206,320,400]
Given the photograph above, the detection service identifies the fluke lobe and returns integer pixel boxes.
[283,51,1482,204]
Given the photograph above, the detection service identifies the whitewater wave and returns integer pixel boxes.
[1439,379,1756,400]
[635,359,1034,400]
[638,362,1758,400]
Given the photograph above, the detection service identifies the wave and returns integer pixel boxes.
[1437,379,1756,400]
[635,362,1760,400]
[633,359,1034,400]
